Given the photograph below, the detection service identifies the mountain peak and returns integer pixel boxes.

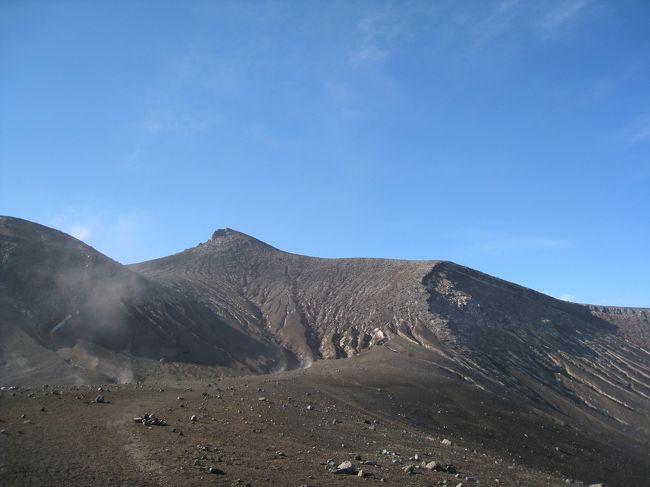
[210,227,246,240]
[208,227,275,251]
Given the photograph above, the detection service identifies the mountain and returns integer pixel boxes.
[2,215,650,485]
[0,218,288,384]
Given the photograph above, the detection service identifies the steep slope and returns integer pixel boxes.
[0,217,288,383]
[130,228,442,368]
[132,229,650,401]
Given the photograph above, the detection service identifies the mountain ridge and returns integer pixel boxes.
[2,215,650,485]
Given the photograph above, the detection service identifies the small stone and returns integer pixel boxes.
[208,466,225,474]
[190,415,198,422]
[330,460,357,474]
[95,395,105,403]
[441,439,452,446]
[403,464,415,474]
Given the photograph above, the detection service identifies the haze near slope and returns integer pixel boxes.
[0,217,287,384]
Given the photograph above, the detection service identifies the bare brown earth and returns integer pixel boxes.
[1,216,650,486]
[3,343,646,487]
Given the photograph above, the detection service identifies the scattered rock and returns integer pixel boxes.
[95,395,105,404]
[134,413,167,426]
[329,460,357,474]
[190,415,198,422]
[403,464,416,474]
[441,438,452,446]
[209,466,225,475]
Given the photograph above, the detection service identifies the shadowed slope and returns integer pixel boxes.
[0,217,288,383]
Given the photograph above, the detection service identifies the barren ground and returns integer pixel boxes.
[3,345,646,487]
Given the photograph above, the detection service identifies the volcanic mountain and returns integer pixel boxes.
[1,215,649,486]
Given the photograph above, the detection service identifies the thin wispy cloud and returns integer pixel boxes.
[67,224,91,241]
[140,109,213,136]
[348,7,407,68]
[122,108,214,167]
[430,0,594,62]
[48,209,149,263]
[540,0,592,32]
[558,293,578,302]
[622,114,650,145]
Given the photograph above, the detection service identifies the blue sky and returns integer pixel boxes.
[1,1,649,307]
